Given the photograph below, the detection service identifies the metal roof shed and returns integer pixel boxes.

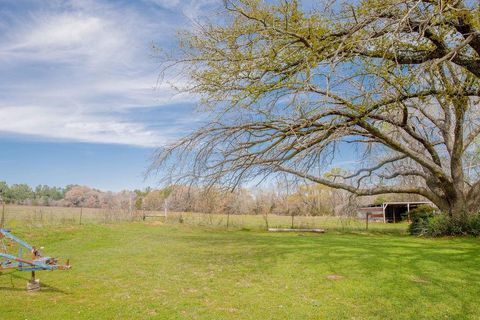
[358,201,433,223]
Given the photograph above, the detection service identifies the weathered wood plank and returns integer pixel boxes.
[268,228,325,233]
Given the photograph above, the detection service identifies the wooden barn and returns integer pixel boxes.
[358,201,433,223]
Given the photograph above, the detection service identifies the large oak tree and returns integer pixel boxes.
[154,0,480,218]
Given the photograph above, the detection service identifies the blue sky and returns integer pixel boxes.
[0,0,220,191]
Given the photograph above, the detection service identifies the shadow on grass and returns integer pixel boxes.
[166,227,480,314]
[0,272,70,294]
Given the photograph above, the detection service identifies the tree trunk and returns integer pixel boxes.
[448,197,469,219]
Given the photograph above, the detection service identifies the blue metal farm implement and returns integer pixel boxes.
[0,228,70,290]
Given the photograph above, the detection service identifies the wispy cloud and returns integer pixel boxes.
[0,0,211,147]
[145,0,219,19]
[0,105,161,146]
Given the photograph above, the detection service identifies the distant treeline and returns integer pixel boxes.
[0,181,352,216]
[0,182,134,209]
[0,181,422,216]
[0,181,65,205]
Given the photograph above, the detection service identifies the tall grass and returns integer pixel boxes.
[1,205,408,233]
[164,211,407,233]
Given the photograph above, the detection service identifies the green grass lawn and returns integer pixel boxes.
[1,222,479,319]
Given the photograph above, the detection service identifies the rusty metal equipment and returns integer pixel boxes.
[0,228,70,291]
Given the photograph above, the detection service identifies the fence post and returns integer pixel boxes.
[366,212,369,231]
[164,199,168,219]
[1,202,5,228]
[79,207,83,225]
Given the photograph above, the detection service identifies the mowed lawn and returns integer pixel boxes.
[1,223,479,319]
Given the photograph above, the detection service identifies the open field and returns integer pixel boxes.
[1,222,479,319]
[2,204,406,233]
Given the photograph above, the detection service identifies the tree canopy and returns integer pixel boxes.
[154,0,480,217]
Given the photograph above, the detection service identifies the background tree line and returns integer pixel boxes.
[0,182,135,209]
[134,183,355,216]
[0,179,426,217]
[0,180,386,216]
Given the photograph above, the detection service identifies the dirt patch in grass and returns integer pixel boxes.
[326,274,344,280]
[410,276,430,284]
[148,221,164,226]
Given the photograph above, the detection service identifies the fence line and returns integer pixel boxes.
[0,204,407,233]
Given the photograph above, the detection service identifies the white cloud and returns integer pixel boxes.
[1,12,127,67]
[0,0,198,147]
[14,15,104,49]
[0,105,162,147]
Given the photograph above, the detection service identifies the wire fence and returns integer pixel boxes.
[1,205,139,228]
[0,204,408,234]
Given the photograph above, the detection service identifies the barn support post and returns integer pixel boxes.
[382,204,386,223]
[407,203,411,222]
